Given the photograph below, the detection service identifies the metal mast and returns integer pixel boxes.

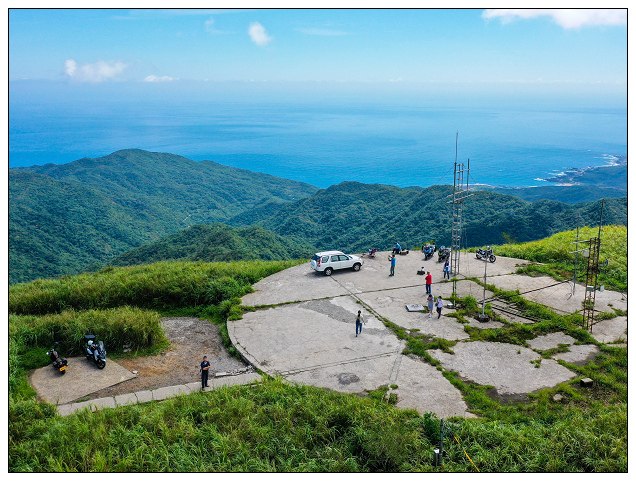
[448,133,471,279]
[581,200,604,332]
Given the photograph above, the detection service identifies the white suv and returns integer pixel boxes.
[310,251,363,276]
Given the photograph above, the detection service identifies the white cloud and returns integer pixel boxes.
[248,21,272,46]
[295,27,350,36]
[482,9,627,29]
[63,59,128,82]
[144,75,179,82]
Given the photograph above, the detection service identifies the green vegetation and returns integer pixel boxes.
[110,224,315,267]
[487,225,627,292]
[9,257,627,472]
[9,259,304,316]
[10,149,318,284]
[10,150,627,284]
[253,182,626,255]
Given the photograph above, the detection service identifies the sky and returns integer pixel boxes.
[7,6,628,102]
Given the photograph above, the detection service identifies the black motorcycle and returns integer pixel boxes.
[438,246,451,263]
[422,244,436,260]
[476,246,496,263]
[46,342,68,374]
[84,334,107,369]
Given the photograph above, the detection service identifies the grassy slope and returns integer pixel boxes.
[487,225,627,292]
[9,258,627,472]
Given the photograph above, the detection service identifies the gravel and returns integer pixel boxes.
[84,317,248,400]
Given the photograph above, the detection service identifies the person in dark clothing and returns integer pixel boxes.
[355,310,364,337]
[200,356,211,389]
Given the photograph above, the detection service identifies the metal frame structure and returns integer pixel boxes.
[448,158,471,278]
[582,237,601,332]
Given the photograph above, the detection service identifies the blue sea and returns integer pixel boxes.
[9,93,627,189]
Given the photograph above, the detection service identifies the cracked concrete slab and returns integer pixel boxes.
[429,341,577,395]
[553,344,600,365]
[30,357,136,405]
[528,332,576,350]
[242,264,351,306]
[589,317,627,344]
[393,355,475,418]
[486,275,627,314]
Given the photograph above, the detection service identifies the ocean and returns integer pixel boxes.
[9,96,626,189]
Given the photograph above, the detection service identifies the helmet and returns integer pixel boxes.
[88,340,93,346]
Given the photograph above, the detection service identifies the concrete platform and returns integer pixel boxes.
[229,252,625,417]
[429,341,578,395]
[57,373,262,416]
[589,316,627,344]
[486,274,627,315]
[31,356,136,405]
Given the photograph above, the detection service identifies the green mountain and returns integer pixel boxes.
[10,149,318,284]
[109,224,316,267]
[248,182,626,253]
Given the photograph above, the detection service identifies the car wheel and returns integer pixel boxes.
[352,263,361,272]
[324,267,333,276]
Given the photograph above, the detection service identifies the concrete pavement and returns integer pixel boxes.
[230,250,625,418]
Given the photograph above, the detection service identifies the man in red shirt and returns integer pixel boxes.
[425,271,432,294]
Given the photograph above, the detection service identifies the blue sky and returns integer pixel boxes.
[9,7,627,100]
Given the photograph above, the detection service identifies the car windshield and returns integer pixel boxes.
[311,254,320,261]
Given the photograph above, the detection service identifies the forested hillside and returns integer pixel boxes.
[9,149,319,284]
[252,182,626,254]
[110,224,316,267]
[10,149,627,284]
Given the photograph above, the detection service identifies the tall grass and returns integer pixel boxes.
[9,307,167,397]
[486,225,626,291]
[9,260,304,315]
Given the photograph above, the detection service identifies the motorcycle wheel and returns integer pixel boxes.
[489,255,496,263]
[97,359,106,369]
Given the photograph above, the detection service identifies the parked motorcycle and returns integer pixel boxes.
[438,246,451,263]
[84,334,106,369]
[476,246,496,263]
[422,243,436,260]
[362,248,378,258]
[46,342,68,374]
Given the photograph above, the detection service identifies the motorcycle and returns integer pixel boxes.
[362,248,378,258]
[422,243,436,260]
[476,246,496,263]
[84,334,107,369]
[438,246,451,263]
[46,342,68,374]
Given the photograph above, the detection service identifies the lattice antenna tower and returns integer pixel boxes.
[570,200,604,332]
[447,132,472,279]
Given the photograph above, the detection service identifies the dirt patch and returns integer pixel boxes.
[84,317,247,400]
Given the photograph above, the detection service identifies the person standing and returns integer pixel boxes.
[200,355,211,389]
[389,254,396,276]
[443,260,451,279]
[425,271,432,294]
[427,294,435,318]
[355,310,364,337]
[436,297,444,319]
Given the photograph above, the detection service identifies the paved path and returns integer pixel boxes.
[230,250,626,418]
[56,372,261,416]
